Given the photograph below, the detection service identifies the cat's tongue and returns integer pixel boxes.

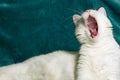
[87,15,98,38]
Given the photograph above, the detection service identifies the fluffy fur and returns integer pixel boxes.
[73,7,120,80]
[0,51,78,80]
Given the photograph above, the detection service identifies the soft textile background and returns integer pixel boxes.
[0,0,120,66]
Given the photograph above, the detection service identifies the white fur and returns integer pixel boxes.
[0,51,78,80]
[73,7,120,80]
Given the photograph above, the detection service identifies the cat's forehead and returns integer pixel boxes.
[81,9,103,20]
[85,9,97,13]
[86,9,97,11]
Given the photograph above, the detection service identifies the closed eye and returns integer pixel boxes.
[76,34,82,37]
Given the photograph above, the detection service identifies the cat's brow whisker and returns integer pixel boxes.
[62,8,83,25]
[62,16,73,24]
[92,0,99,10]
[76,8,84,14]
[66,8,81,14]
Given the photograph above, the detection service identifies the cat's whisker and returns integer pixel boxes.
[62,8,83,26]
[92,0,99,10]
[67,8,80,13]
[107,27,112,29]
[62,16,73,24]
[69,22,75,27]
[76,7,84,14]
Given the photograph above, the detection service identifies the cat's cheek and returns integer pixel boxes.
[85,27,91,37]
[82,12,89,20]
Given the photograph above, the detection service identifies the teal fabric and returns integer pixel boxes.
[0,0,120,66]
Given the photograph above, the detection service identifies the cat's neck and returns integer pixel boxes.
[79,36,119,55]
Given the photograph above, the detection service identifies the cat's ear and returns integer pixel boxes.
[98,7,107,16]
[73,14,81,25]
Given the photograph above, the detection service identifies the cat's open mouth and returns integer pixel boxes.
[86,15,98,38]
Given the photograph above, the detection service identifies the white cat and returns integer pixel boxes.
[0,51,78,80]
[0,7,120,80]
[73,7,120,80]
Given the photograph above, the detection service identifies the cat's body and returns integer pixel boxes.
[77,39,120,80]
[77,40,120,80]
[73,7,120,80]
[0,51,78,80]
[0,7,120,80]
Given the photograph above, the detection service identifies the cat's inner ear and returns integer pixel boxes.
[98,7,107,16]
[73,14,81,25]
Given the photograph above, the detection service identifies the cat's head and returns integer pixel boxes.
[73,7,113,44]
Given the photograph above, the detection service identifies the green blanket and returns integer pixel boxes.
[0,0,120,66]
